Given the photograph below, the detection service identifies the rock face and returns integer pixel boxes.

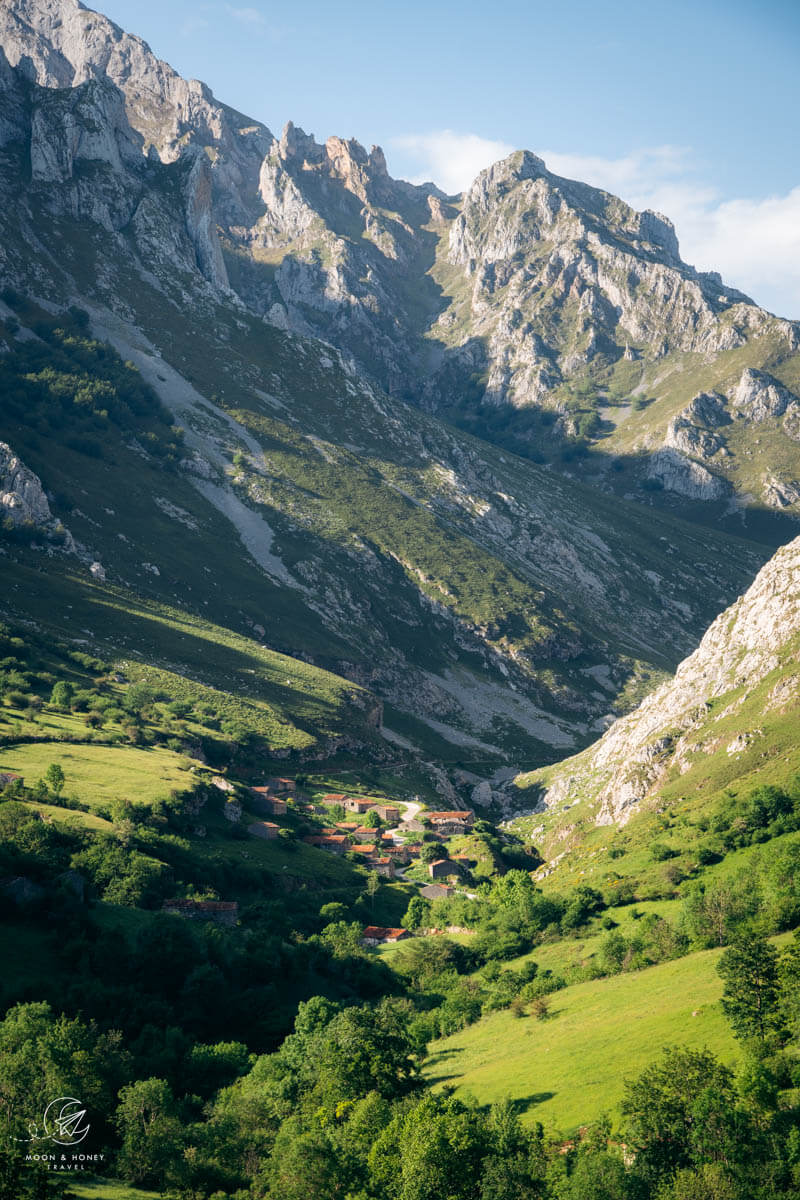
[730,368,796,422]
[0,0,790,757]
[523,536,800,825]
[646,449,729,501]
[0,37,230,292]
[0,441,75,547]
[4,0,798,501]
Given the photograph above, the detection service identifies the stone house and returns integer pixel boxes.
[354,825,380,842]
[351,843,379,857]
[162,899,238,926]
[247,820,279,840]
[303,834,349,855]
[427,810,475,835]
[266,777,296,796]
[342,796,377,815]
[374,804,401,823]
[250,787,287,815]
[428,858,456,879]
[419,883,454,901]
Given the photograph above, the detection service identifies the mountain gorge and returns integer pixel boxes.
[0,0,779,769]
[3,3,800,1199]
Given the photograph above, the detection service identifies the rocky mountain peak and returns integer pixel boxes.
[4,0,800,532]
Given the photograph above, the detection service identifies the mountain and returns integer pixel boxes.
[4,0,800,547]
[0,0,771,769]
[512,534,800,877]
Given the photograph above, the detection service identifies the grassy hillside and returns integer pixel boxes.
[423,944,741,1132]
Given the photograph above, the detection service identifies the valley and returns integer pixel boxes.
[0,1,799,1198]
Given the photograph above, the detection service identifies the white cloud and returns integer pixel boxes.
[180,15,211,36]
[227,6,266,26]
[389,131,800,319]
[388,130,514,195]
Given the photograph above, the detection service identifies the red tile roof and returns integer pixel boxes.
[362,926,409,940]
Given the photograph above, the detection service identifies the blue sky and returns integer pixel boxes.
[96,0,800,316]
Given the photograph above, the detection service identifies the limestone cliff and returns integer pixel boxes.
[515,535,800,826]
[3,0,800,535]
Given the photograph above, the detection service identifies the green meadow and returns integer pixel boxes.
[423,934,792,1133]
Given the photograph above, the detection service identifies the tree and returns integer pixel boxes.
[778,929,800,1037]
[717,935,783,1044]
[621,1046,738,1182]
[49,681,73,710]
[115,1077,185,1189]
[263,1117,341,1200]
[319,901,348,925]
[370,1093,490,1200]
[318,920,365,959]
[44,762,65,797]
[403,895,430,931]
[554,1151,634,1200]
[0,1002,129,1150]
[682,875,760,948]
[363,808,383,829]
[420,843,443,865]
[365,870,380,910]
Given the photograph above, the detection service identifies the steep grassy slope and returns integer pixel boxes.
[509,537,800,893]
[423,945,739,1132]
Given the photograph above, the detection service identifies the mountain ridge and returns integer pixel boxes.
[0,0,794,769]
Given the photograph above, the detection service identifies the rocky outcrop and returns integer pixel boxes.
[645,448,728,500]
[524,536,800,825]
[729,367,798,422]
[662,391,729,461]
[0,441,75,547]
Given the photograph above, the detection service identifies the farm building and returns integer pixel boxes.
[162,899,238,926]
[247,820,279,840]
[361,926,411,947]
[428,858,457,879]
[266,777,296,795]
[250,787,287,815]
[374,804,401,823]
[426,810,475,835]
[342,796,378,814]
[303,835,349,855]
[420,883,454,901]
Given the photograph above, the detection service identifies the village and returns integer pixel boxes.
[159,774,482,945]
